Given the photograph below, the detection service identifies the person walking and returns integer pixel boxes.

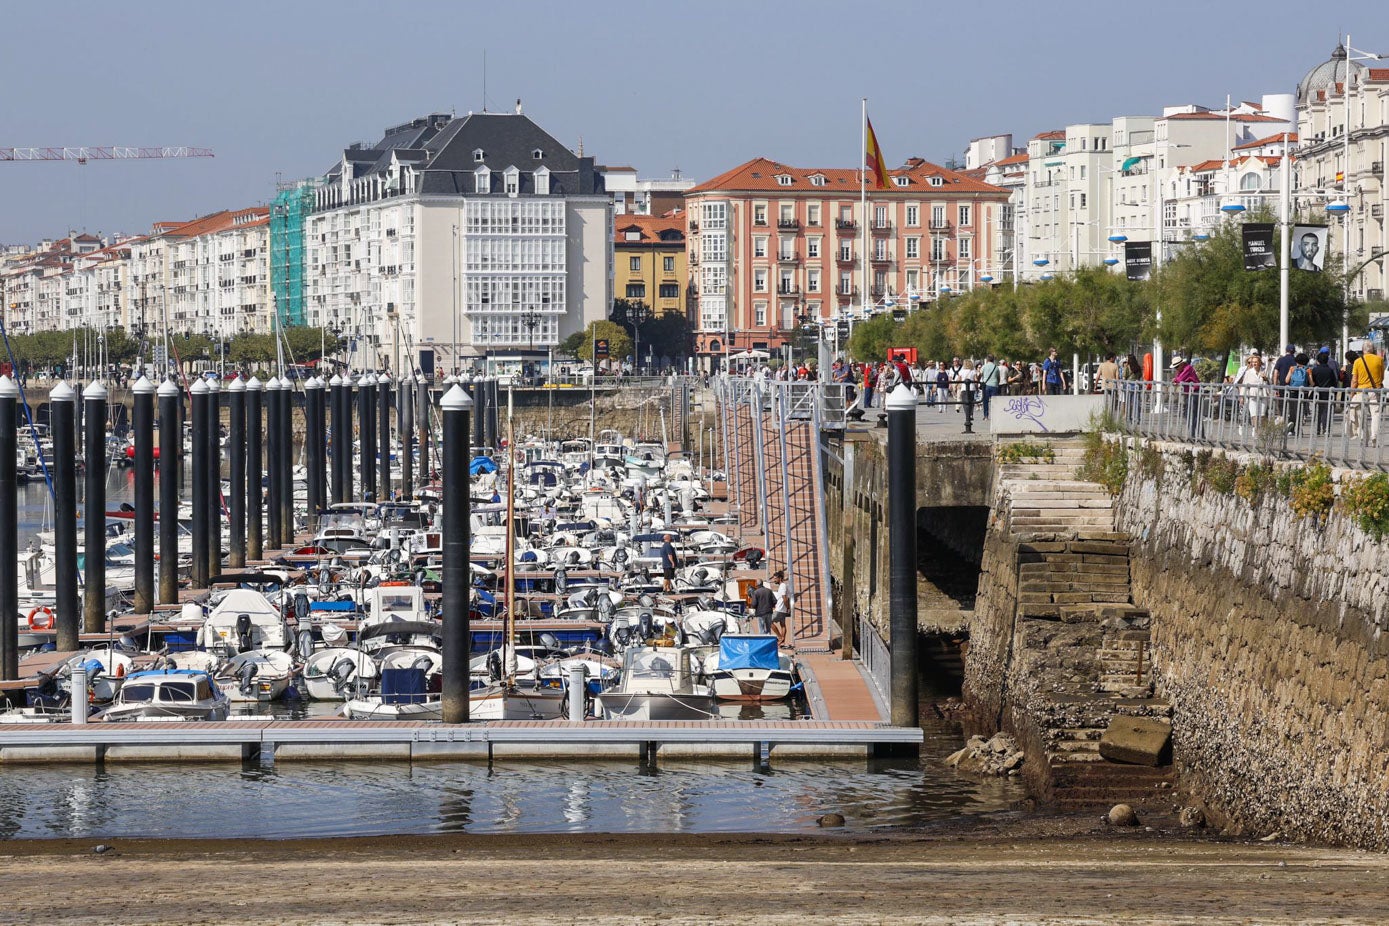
[1042,348,1065,396]
[1309,351,1338,436]
[935,362,950,412]
[1234,351,1268,438]
[659,533,679,593]
[1172,355,1202,438]
[978,354,1001,419]
[861,361,876,410]
[769,569,791,647]
[1349,344,1385,445]
[1284,352,1311,436]
[748,577,777,635]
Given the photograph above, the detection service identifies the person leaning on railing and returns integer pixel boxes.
[1172,355,1202,438]
[1349,344,1385,446]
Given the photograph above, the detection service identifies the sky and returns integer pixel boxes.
[0,0,1383,243]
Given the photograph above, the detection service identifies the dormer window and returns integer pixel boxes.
[504,166,520,196]
[532,148,544,160]
[473,148,485,163]
[809,174,826,186]
[534,166,550,195]
[474,166,491,193]
[775,174,793,186]
[928,176,944,187]
[893,176,910,187]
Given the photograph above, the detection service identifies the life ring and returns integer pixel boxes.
[26,606,55,631]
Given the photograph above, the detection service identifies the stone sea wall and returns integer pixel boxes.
[1119,440,1389,849]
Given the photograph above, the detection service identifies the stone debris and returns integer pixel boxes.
[1108,803,1139,826]
[1099,716,1172,767]
[946,733,1025,777]
[816,813,846,828]
[1179,806,1206,829]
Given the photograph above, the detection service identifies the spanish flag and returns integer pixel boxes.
[866,116,890,190]
[1335,170,1345,184]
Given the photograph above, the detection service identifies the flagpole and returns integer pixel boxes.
[858,97,868,345]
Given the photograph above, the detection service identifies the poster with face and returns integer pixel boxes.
[1292,224,1328,272]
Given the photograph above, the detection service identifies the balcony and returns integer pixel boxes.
[835,219,856,232]
[689,221,699,232]
[929,220,951,231]
[837,287,857,298]
[870,255,892,266]
[777,252,800,264]
[870,285,888,297]
[690,254,700,265]
[1373,161,1384,177]
[753,217,769,227]
[1373,204,1384,219]
[836,254,856,265]
[777,218,801,231]
[871,222,893,235]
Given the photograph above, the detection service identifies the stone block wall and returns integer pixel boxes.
[1119,441,1389,849]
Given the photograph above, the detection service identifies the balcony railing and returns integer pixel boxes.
[753,218,769,226]
[777,252,800,264]
[777,285,800,295]
[870,255,891,265]
[836,254,856,264]
[689,221,700,232]
[834,219,856,231]
[777,218,800,230]
[871,222,893,234]
[929,220,951,230]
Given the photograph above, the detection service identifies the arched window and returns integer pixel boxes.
[1239,172,1262,192]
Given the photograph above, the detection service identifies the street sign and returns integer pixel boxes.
[594,338,610,359]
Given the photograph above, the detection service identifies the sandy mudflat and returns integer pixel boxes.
[4,818,1388,925]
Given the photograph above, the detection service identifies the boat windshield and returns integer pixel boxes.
[158,683,197,703]
[629,650,677,680]
[377,593,416,613]
[120,684,156,702]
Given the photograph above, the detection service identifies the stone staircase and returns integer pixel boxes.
[994,439,1175,810]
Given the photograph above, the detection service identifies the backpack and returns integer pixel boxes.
[1289,365,1309,388]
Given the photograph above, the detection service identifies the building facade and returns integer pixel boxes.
[303,107,612,375]
[613,212,687,318]
[684,157,1009,366]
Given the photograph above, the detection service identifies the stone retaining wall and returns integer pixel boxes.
[1118,440,1389,849]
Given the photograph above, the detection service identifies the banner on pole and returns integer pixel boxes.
[1292,224,1328,272]
[1124,241,1153,281]
[1242,223,1276,271]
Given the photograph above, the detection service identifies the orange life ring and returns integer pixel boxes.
[26,606,55,631]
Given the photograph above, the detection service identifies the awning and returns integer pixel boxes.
[1121,155,1148,173]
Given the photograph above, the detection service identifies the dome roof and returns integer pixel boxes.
[1297,45,1365,105]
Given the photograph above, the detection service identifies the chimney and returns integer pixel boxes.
[515,98,523,115]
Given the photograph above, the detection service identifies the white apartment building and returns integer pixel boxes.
[1296,44,1389,302]
[304,107,612,374]
[161,208,271,338]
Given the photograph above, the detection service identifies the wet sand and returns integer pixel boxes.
[5,816,1388,924]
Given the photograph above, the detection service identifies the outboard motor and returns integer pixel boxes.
[691,567,709,586]
[638,611,654,642]
[596,593,614,621]
[234,613,254,654]
[704,621,726,646]
[745,549,764,569]
[612,547,629,567]
[593,637,614,657]
[238,661,259,695]
[613,625,632,649]
[293,592,310,624]
[487,650,503,682]
[565,550,581,566]
[554,567,568,595]
[539,632,562,653]
[296,628,316,659]
[329,657,357,694]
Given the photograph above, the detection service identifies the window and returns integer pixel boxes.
[779,272,794,293]
[473,148,485,163]
[1079,193,1087,208]
[755,302,767,325]
[906,237,919,259]
[809,174,826,186]
[929,176,944,187]
[663,256,675,273]
[754,237,767,258]
[776,174,792,186]
[778,237,794,259]
[894,176,909,187]
[659,283,679,299]
[807,205,821,226]
[931,237,947,261]
[754,205,768,225]
[906,205,919,227]
[1080,166,1086,179]
[874,205,888,228]
[629,256,642,272]
[839,272,852,294]
[906,269,919,289]
[754,268,767,292]
[806,238,820,258]
[534,167,550,195]
[474,167,490,193]
[931,205,946,228]
[1239,172,1262,191]
[625,230,641,241]
[626,283,646,299]
[958,238,972,259]
[532,148,544,160]
[779,204,794,222]
[838,243,852,261]
[874,238,888,260]
[504,167,519,195]
[958,205,972,226]
[807,269,820,292]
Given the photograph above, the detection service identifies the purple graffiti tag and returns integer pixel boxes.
[1003,395,1049,432]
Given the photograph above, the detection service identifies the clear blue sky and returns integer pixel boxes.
[0,0,1382,242]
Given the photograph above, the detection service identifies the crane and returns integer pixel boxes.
[0,146,213,165]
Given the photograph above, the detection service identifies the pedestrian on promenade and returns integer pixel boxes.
[935,362,950,411]
[1349,344,1384,445]
[1042,348,1065,395]
[1172,355,1202,438]
[1235,351,1268,437]
[978,355,1001,419]
[1097,354,1119,395]
[862,361,876,410]
[1310,351,1338,436]
[769,569,791,647]
[1284,352,1311,436]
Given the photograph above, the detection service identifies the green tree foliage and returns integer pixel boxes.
[641,311,696,361]
[574,320,633,363]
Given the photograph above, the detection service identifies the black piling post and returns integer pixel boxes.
[246,377,263,562]
[158,379,181,604]
[83,380,108,633]
[278,378,294,546]
[378,371,392,502]
[886,383,919,732]
[51,382,80,650]
[417,376,432,483]
[305,376,324,517]
[470,377,485,450]
[485,379,499,451]
[441,383,473,724]
[265,377,282,550]
[132,377,155,614]
[227,376,246,569]
[359,372,377,502]
[0,375,18,677]
[399,374,414,500]
[206,378,222,578]
[190,377,210,588]
[332,373,350,504]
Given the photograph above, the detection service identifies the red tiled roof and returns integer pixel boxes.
[162,207,269,239]
[1182,155,1287,174]
[1368,68,1389,82]
[1033,130,1065,141]
[995,152,1029,167]
[686,156,1005,196]
[1233,131,1297,150]
[614,212,686,244]
[1166,112,1286,123]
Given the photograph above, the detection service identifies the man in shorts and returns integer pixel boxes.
[659,533,678,592]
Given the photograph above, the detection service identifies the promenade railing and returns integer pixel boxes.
[1106,379,1388,469]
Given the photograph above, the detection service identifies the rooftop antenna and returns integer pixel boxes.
[482,49,487,113]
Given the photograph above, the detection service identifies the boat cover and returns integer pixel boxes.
[380,667,427,705]
[470,456,497,475]
[718,635,779,671]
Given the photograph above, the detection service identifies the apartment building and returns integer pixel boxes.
[683,156,1009,365]
[614,212,687,318]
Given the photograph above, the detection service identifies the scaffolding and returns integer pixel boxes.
[270,180,318,328]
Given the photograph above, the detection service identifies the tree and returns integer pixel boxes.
[845,313,897,362]
[641,311,696,363]
[558,330,586,357]
[574,320,633,364]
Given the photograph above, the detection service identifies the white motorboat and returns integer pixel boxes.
[700,635,796,703]
[303,647,379,700]
[595,645,716,720]
[343,664,439,720]
[198,588,289,654]
[96,669,230,722]
[215,650,296,702]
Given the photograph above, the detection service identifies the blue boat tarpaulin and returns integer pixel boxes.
[719,635,779,671]
[380,668,428,705]
[309,600,357,612]
[470,456,497,475]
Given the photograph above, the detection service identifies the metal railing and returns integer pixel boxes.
[857,612,891,707]
[1107,380,1389,469]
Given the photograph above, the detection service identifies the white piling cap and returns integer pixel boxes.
[190,377,208,395]
[157,378,181,397]
[329,373,342,387]
[132,375,156,395]
[245,376,262,392]
[304,376,322,390]
[83,380,107,401]
[377,371,392,386]
[228,376,245,393]
[50,380,76,401]
[205,376,220,393]
[401,373,415,386]
[441,383,474,411]
[885,383,918,411]
[0,375,17,399]
[265,376,280,390]
[361,372,377,387]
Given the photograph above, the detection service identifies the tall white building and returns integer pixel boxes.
[303,107,612,374]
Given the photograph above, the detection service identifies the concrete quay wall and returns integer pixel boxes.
[1117,441,1389,849]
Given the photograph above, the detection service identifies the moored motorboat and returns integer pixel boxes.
[96,669,230,722]
[595,645,716,720]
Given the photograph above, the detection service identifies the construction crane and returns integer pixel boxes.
[0,147,213,165]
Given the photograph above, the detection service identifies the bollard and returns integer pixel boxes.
[304,376,324,516]
[0,375,18,678]
[227,376,246,569]
[265,377,282,549]
[378,371,392,502]
[963,385,976,435]
[190,377,210,588]
[70,665,88,725]
[245,377,263,562]
[132,377,156,613]
[158,379,181,603]
[487,379,500,452]
[51,381,80,651]
[206,377,222,578]
[83,380,108,633]
[399,374,414,500]
[440,383,473,724]
[359,372,377,501]
[885,383,920,732]
[328,373,345,504]
[568,663,586,722]
[278,377,295,546]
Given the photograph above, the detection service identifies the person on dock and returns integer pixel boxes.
[749,576,777,635]
[659,533,678,592]
[769,570,791,648]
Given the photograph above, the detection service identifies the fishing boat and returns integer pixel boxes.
[302,647,379,700]
[96,669,230,722]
